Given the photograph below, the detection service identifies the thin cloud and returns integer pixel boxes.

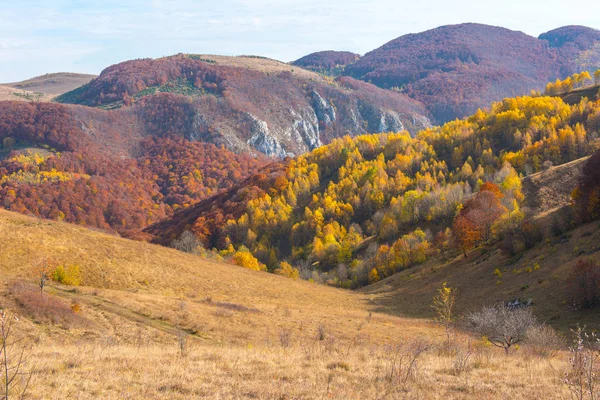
[0,0,599,81]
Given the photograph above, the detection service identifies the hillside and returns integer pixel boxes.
[521,157,588,217]
[363,218,600,332]
[145,93,600,285]
[291,24,600,123]
[292,51,361,75]
[0,101,269,236]
[56,54,431,157]
[0,208,582,399]
[3,72,96,96]
[539,25,600,75]
[363,156,600,331]
[344,24,563,123]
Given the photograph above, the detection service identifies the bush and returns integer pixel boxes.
[524,324,565,358]
[232,249,266,271]
[51,264,81,286]
[550,206,575,236]
[517,220,544,250]
[9,281,85,327]
[568,259,600,309]
[274,261,299,280]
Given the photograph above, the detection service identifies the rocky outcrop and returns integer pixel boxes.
[246,114,293,158]
[311,91,336,127]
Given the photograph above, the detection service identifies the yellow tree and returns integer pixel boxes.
[432,282,458,350]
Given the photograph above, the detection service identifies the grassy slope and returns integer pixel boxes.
[0,85,53,102]
[0,209,433,345]
[0,208,582,398]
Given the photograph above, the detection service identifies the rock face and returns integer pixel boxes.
[246,113,294,158]
[58,54,431,158]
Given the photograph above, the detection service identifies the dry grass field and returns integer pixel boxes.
[169,54,325,82]
[0,209,596,399]
[2,73,96,96]
[0,85,52,102]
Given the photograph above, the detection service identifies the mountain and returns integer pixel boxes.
[539,25,600,76]
[56,54,431,157]
[343,24,563,122]
[293,24,600,124]
[2,72,96,96]
[292,50,361,75]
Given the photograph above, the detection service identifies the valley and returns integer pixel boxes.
[1,18,600,399]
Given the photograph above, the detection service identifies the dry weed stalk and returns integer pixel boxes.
[565,326,599,400]
[0,309,32,400]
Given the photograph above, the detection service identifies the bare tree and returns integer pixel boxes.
[171,231,204,255]
[38,272,49,297]
[466,304,537,355]
[176,330,188,358]
[35,259,49,297]
[1,309,32,400]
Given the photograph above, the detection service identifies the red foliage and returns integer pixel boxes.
[344,23,599,123]
[0,100,267,236]
[144,162,287,248]
[567,259,600,309]
[0,101,90,151]
[139,136,268,208]
[453,189,506,254]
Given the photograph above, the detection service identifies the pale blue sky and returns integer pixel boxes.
[1,0,599,82]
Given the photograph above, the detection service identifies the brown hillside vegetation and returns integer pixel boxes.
[0,209,583,399]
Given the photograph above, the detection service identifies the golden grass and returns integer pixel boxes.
[17,337,572,399]
[0,209,592,398]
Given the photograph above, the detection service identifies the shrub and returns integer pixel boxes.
[368,268,380,283]
[232,249,266,271]
[524,324,565,358]
[568,259,600,309]
[517,220,544,250]
[274,261,299,280]
[9,281,84,327]
[51,264,81,286]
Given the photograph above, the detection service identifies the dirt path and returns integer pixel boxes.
[48,284,208,341]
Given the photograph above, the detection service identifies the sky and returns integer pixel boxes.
[1,0,599,82]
